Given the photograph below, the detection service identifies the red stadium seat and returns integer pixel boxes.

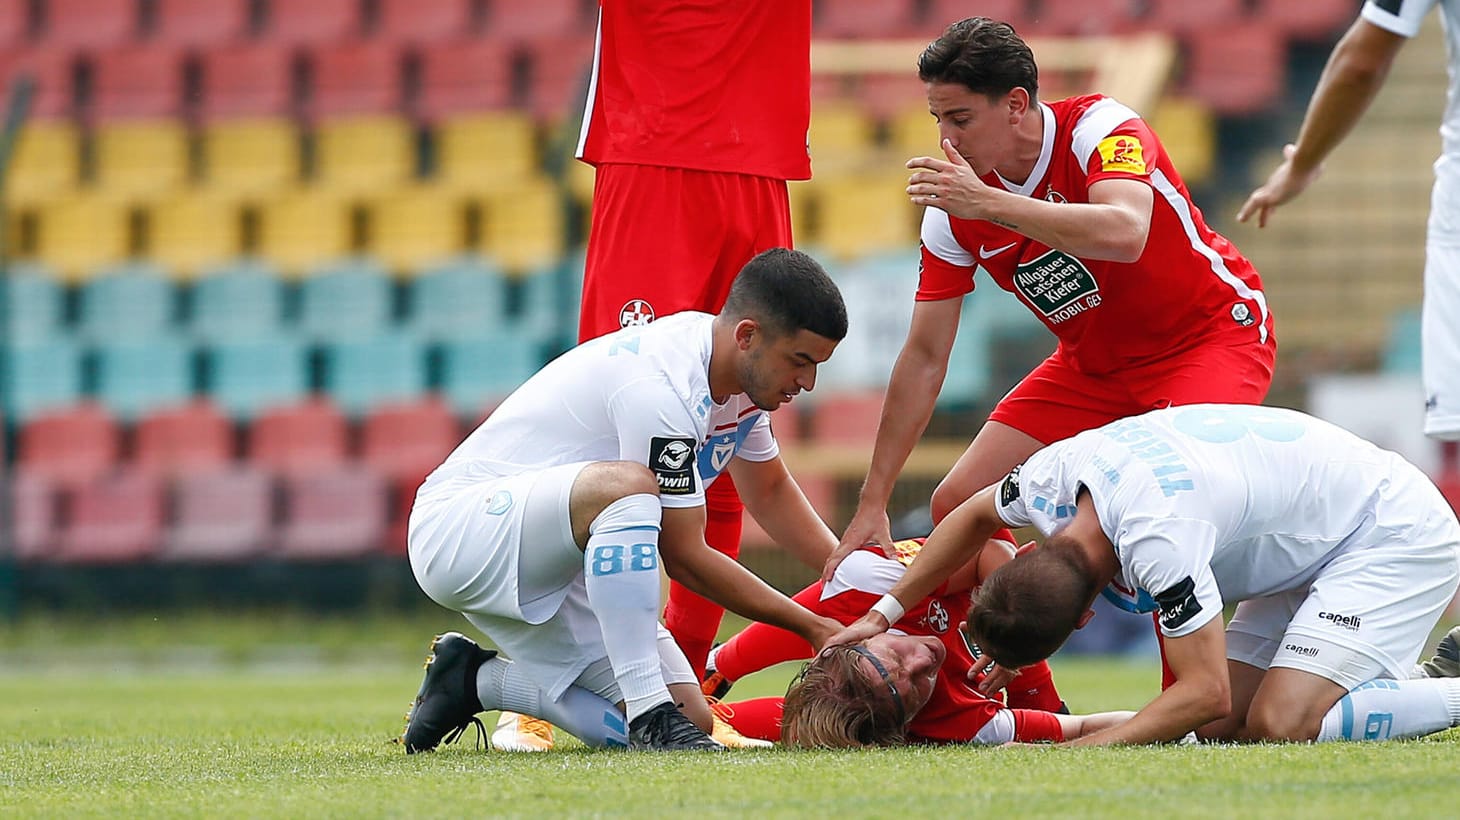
[855,72,928,121]
[56,470,164,563]
[1255,0,1357,42]
[249,398,350,479]
[1182,24,1285,116]
[198,42,295,121]
[89,43,186,122]
[414,39,515,120]
[766,405,804,449]
[11,471,58,562]
[263,0,360,46]
[278,467,388,559]
[0,0,29,46]
[361,397,460,482]
[521,34,595,122]
[485,0,586,42]
[43,0,136,49]
[164,466,275,561]
[153,0,253,48]
[0,48,75,120]
[305,39,403,119]
[809,391,885,447]
[134,400,236,478]
[1143,0,1247,33]
[816,0,921,38]
[17,403,120,489]
[377,0,478,45]
[1021,0,1136,36]
[741,474,836,548]
[924,0,1028,33]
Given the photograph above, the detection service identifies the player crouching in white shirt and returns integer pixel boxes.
[401,249,849,752]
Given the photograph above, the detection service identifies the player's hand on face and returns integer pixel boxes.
[1236,143,1322,228]
[823,506,893,583]
[820,614,891,653]
[906,139,990,220]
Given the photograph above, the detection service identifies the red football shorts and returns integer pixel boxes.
[578,163,793,342]
[989,334,1277,445]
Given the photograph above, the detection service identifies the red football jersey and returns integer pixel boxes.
[576,0,812,181]
[918,94,1271,376]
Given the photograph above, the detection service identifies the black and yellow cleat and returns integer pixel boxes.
[401,632,496,754]
[628,701,726,751]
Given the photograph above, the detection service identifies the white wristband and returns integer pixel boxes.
[870,594,905,625]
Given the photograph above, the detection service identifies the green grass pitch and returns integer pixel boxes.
[2,611,1458,817]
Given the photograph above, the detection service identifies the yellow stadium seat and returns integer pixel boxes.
[146,190,244,280]
[787,179,816,247]
[887,102,940,161]
[256,187,354,277]
[33,194,133,283]
[436,112,538,191]
[808,102,879,174]
[368,184,470,276]
[478,177,565,273]
[1150,95,1215,187]
[812,172,920,262]
[7,121,79,206]
[202,119,301,197]
[314,115,415,195]
[93,121,191,198]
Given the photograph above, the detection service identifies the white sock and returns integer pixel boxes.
[477,656,629,748]
[705,643,722,675]
[1317,678,1460,741]
[581,493,672,724]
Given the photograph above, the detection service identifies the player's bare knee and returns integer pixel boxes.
[1244,701,1321,742]
[569,462,660,545]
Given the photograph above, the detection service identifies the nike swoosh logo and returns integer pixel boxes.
[978,242,1018,260]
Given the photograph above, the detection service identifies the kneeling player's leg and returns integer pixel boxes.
[665,474,743,678]
[1205,593,1302,740]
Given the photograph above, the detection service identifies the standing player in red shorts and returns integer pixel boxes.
[829,18,1277,587]
[495,0,817,751]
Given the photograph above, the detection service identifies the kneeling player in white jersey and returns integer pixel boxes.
[401,249,848,752]
[829,403,1460,745]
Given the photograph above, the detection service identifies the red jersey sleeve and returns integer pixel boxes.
[916,207,977,301]
[1079,117,1165,189]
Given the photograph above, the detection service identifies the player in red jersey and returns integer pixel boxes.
[829,18,1276,586]
[701,537,1134,746]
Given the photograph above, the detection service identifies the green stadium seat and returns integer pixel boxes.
[1383,307,1423,375]
[439,328,547,417]
[1,262,64,345]
[205,333,310,420]
[93,333,196,422]
[321,330,428,416]
[2,337,83,423]
[189,259,286,344]
[78,262,177,343]
[298,257,393,342]
[407,256,510,342]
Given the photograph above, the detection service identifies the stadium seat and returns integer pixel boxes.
[1144,0,1247,33]
[414,40,515,120]
[1383,307,1423,375]
[767,405,804,448]
[361,397,459,482]
[201,118,301,196]
[0,0,26,47]
[2,336,83,423]
[93,120,191,197]
[42,0,136,49]
[17,403,120,489]
[1021,0,1136,35]
[1182,24,1285,116]
[133,400,235,478]
[808,390,886,447]
[297,257,393,342]
[31,194,132,283]
[924,0,1027,32]
[312,114,416,194]
[6,121,79,205]
[1255,0,1358,41]
[439,329,546,417]
[153,0,253,48]
[262,0,361,46]
[1,261,63,345]
[815,0,920,38]
[93,334,196,422]
[248,397,350,478]
[305,40,404,119]
[886,103,940,159]
[0,48,74,120]
[255,187,354,276]
[940,296,992,408]
[434,112,536,188]
[1149,96,1215,187]
[367,184,470,274]
[146,190,245,279]
[321,330,428,416]
[89,43,186,122]
[163,466,274,562]
[205,333,310,420]
[377,0,477,45]
[407,256,511,342]
[56,470,164,564]
[812,173,921,261]
[479,180,566,272]
[188,259,285,343]
[78,262,176,343]
[197,43,295,121]
[485,0,586,41]
[520,34,595,122]
[808,102,880,173]
[278,467,387,559]
[517,259,580,344]
[10,472,57,562]
[854,72,928,121]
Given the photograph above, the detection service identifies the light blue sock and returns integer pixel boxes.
[1317,678,1460,741]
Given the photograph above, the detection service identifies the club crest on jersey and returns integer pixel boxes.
[925,600,950,633]
[484,490,513,515]
[1230,303,1255,326]
[1045,189,1067,204]
[650,437,696,495]
[1097,135,1147,175]
[619,299,656,328]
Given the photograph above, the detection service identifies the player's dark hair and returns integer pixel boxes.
[965,534,1094,668]
[918,17,1038,101]
[781,646,908,748]
[721,248,848,342]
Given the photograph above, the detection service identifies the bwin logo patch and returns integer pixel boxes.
[650,437,697,496]
[485,490,513,515]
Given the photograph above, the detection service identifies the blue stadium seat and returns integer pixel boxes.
[78,262,177,343]
[189,259,287,344]
[1,262,64,345]
[298,257,393,343]
[322,330,428,417]
[407,256,510,343]
[93,334,196,422]
[206,333,311,420]
[940,294,991,409]
[2,338,83,423]
[518,258,582,349]
[1383,307,1423,375]
[439,329,547,417]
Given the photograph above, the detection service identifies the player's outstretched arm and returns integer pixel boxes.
[1236,18,1406,227]
[731,455,836,571]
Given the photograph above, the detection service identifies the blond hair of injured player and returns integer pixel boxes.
[825,404,1460,745]
[401,249,850,752]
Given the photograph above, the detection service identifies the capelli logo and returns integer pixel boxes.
[1318,611,1362,631]
[1284,643,1320,658]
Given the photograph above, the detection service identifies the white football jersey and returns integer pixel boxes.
[427,312,777,509]
[996,404,1458,637]
[1363,0,1460,159]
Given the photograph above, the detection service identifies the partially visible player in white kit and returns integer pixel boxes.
[399,249,848,753]
[1239,0,1460,441]
[828,404,1460,745]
